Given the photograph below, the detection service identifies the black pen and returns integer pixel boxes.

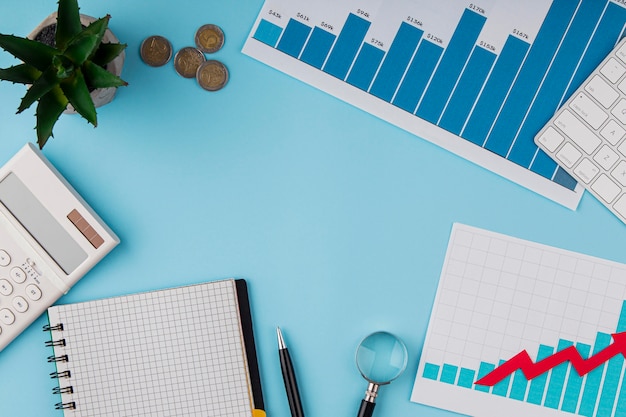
[277,327,305,417]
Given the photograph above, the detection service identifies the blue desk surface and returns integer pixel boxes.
[1,1,625,416]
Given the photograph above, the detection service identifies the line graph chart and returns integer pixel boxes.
[412,224,626,417]
[476,332,626,386]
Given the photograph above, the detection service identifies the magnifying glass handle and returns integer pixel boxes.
[357,399,375,417]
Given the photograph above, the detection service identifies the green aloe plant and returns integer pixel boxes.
[0,0,127,148]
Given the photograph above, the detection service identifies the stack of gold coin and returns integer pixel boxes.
[141,24,229,91]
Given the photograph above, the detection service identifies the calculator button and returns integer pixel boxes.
[12,297,28,313]
[25,284,42,301]
[0,250,10,267]
[9,267,26,284]
[601,58,626,84]
[0,309,15,325]
[0,279,13,296]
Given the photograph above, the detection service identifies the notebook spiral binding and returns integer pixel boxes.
[44,322,75,412]
[55,401,76,410]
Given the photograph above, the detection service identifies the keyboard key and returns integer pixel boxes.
[536,127,563,152]
[612,99,626,124]
[574,158,599,184]
[586,75,619,107]
[569,92,608,129]
[617,42,626,63]
[554,110,601,154]
[601,120,626,145]
[592,174,621,203]
[612,161,626,186]
[557,143,582,168]
[594,145,620,170]
[614,195,626,220]
[619,77,626,95]
[601,58,626,83]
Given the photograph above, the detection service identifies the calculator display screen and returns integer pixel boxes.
[0,172,87,275]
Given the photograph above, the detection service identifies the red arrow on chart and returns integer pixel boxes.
[475,332,626,386]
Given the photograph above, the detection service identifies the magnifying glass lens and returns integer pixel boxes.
[354,332,408,417]
[356,331,408,384]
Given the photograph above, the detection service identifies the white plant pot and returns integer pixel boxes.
[28,12,125,113]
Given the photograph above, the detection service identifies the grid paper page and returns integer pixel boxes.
[47,279,253,417]
[412,224,626,417]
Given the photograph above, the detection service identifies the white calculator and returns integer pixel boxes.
[0,143,119,352]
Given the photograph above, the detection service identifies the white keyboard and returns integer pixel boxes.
[535,37,626,224]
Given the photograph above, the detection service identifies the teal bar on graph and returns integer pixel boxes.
[579,333,612,417]
[441,364,459,384]
[544,339,574,409]
[527,345,554,405]
[458,368,475,389]
[423,363,440,380]
[561,342,591,413]
[509,369,529,401]
[596,353,624,417]
[253,19,283,47]
[474,362,495,393]
[492,360,511,397]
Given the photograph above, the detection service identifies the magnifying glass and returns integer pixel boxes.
[355,331,408,417]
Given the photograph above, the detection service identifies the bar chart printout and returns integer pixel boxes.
[412,223,626,417]
[243,0,626,209]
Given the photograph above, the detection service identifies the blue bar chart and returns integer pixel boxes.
[244,0,626,209]
[423,301,626,416]
[411,223,626,417]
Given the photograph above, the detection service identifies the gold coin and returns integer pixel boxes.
[195,24,225,54]
[196,60,229,91]
[174,47,206,78]
[140,35,172,67]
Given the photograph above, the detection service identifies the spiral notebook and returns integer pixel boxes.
[43,279,265,417]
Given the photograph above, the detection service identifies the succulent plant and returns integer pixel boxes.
[0,0,127,148]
